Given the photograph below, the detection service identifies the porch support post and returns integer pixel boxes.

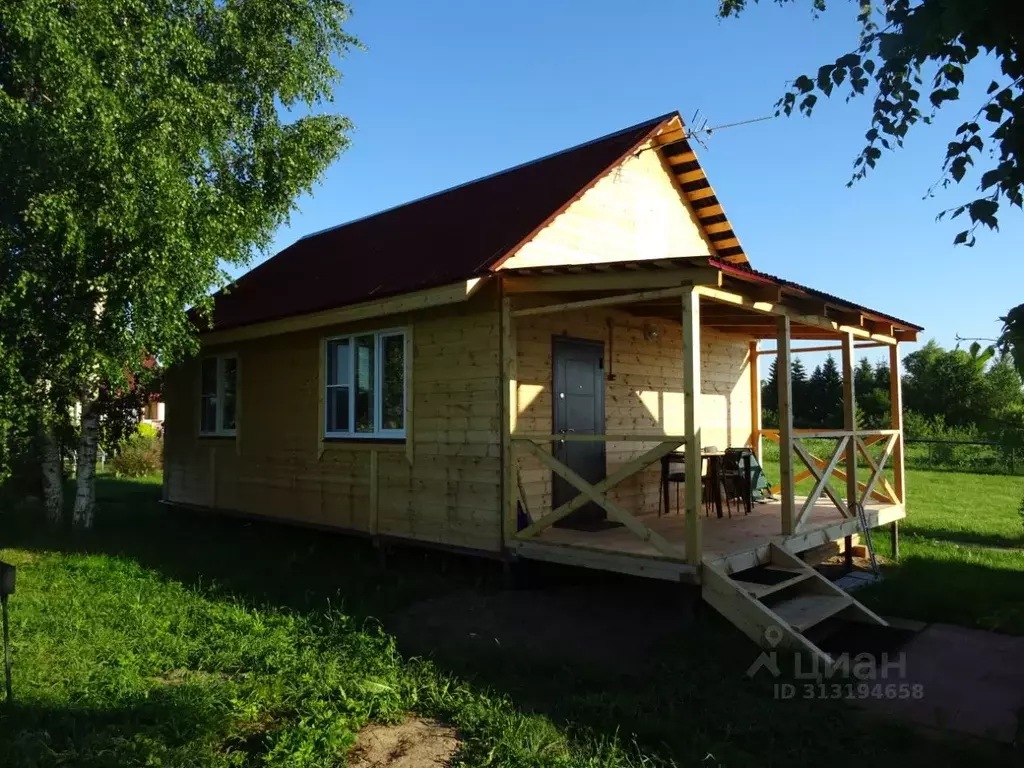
[841,332,858,569]
[501,295,518,546]
[748,340,761,465]
[682,287,703,565]
[776,315,796,534]
[888,342,905,505]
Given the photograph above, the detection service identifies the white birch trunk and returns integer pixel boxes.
[40,425,64,525]
[72,397,100,529]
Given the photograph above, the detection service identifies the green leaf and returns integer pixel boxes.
[793,75,815,93]
[800,94,818,113]
[984,104,1003,123]
[968,198,999,229]
[930,87,960,107]
[836,53,861,69]
[817,64,836,94]
[950,156,969,182]
[980,168,1005,191]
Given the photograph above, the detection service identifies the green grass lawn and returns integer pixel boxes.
[762,458,1024,634]
[0,473,1020,767]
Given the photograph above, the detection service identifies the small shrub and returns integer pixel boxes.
[109,433,163,477]
[137,421,160,439]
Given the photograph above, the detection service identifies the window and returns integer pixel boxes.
[325,329,405,438]
[200,354,238,436]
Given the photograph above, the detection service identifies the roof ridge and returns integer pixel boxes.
[297,111,678,244]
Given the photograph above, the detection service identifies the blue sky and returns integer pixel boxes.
[257,0,1022,367]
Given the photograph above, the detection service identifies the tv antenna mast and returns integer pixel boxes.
[635,109,775,158]
[684,109,775,149]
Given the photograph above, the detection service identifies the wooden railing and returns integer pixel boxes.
[509,434,694,561]
[761,429,902,532]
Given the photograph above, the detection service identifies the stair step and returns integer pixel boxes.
[772,594,853,633]
[733,571,814,599]
[764,565,804,574]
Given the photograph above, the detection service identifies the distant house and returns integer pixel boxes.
[164,112,922,662]
[141,396,164,427]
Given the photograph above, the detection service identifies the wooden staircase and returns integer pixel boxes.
[701,543,887,667]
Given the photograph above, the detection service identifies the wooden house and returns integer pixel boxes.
[164,112,923,662]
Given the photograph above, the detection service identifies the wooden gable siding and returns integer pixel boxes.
[513,308,753,518]
[163,291,504,553]
[497,142,711,271]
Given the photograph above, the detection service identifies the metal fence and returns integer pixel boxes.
[903,438,1019,476]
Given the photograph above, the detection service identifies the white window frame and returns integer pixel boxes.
[324,328,407,439]
[199,353,238,437]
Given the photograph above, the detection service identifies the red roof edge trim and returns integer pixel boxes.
[710,258,776,285]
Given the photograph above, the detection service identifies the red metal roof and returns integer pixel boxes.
[202,114,674,332]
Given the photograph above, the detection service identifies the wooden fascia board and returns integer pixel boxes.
[501,266,721,294]
[695,285,898,345]
[510,285,694,318]
[200,277,488,346]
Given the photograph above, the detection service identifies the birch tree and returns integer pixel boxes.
[1,0,359,526]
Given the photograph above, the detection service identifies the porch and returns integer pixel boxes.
[513,493,904,582]
[498,257,917,584]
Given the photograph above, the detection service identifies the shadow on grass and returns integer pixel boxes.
[2,476,1020,767]
[901,525,1024,551]
[862,551,1024,635]
[0,684,269,768]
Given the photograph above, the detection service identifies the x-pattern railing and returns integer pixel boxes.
[762,429,901,532]
[510,434,688,560]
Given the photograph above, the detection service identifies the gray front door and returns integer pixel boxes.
[552,336,606,527]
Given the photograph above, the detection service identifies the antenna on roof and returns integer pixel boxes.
[688,110,712,150]
[954,334,999,343]
[689,112,775,141]
[637,110,776,157]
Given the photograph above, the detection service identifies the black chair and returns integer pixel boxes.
[660,455,711,516]
[720,447,754,516]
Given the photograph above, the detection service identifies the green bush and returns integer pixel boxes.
[109,433,163,477]
[137,421,160,439]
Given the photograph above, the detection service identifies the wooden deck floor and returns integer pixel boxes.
[519,498,905,578]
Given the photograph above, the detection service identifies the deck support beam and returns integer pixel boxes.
[682,287,703,565]
[510,285,690,318]
[776,315,796,535]
[748,340,761,466]
[889,343,905,505]
[501,295,518,546]
[841,332,858,569]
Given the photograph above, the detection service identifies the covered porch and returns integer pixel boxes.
[498,257,919,583]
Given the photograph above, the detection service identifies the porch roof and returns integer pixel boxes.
[500,256,923,341]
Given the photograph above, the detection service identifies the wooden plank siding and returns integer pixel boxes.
[498,141,712,270]
[163,290,504,553]
[512,306,753,520]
